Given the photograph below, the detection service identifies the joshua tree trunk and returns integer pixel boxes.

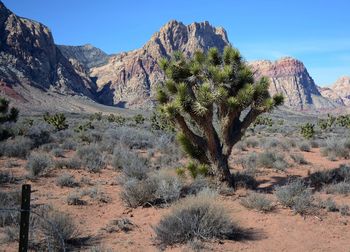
[213,155,232,185]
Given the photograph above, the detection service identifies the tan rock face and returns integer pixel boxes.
[249,57,337,109]
[329,76,350,105]
[317,86,345,106]
[90,20,230,108]
[0,1,95,97]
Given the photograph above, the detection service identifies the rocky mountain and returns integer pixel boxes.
[249,58,338,110]
[58,44,110,69]
[329,76,350,106]
[317,86,345,106]
[0,1,346,111]
[0,1,96,102]
[90,20,230,108]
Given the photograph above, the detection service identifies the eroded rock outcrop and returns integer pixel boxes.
[0,1,96,99]
[249,57,338,109]
[90,20,230,108]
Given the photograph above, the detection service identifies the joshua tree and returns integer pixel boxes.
[157,46,283,185]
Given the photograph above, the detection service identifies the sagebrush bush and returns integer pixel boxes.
[320,138,350,160]
[298,141,311,152]
[0,171,14,184]
[318,197,338,212]
[154,189,239,246]
[55,157,81,170]
[240,192,274,212]
[25,123,52,147]
[275,180,314,214]
[290,153,308,165]
[56,173,78,187]
[0,190,21,227]
[112,146,149,180]
[324,182,350,195]
[308,164,350,188]
[67,192,86,205]
[121,178,157,207]
[257,151,288,170]
[0,136,33,158]
[121,170,182,207]
[39,208,79,250]
[77,145,106,173]
[51,148,65,157]
[26,152,53,177]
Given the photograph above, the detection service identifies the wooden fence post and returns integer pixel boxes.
[18,184,31,252]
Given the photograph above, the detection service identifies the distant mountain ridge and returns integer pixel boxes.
[58,44,111,69]
[0,0,347,112]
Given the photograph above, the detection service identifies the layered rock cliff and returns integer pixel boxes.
[90,20,230,108]
[249,57,337,109]
[0,1,96,99]
[329,76,350,106]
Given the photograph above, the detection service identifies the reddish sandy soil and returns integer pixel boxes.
[0,148,349,252]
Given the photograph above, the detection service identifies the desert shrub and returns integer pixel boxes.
[121,170,182,207]
[300,123,315,139]
[0,136,33,158]
[320,138,350,160]
[257,151,288,170]
[309,139,320,148]
[56,173,78,187]
[318,197,338,212]
[112,146,148,174]
[25,122,53,147]
[233,171,259,189]
[261,137,290,151]
[82,187,111,203]
[154,189,239,246]
[43,112,68,131]
[298,141,311,152]
[324,182,350,195]
[120,178,157,207]
[290,153,308,165]
[40,142,59,152]
[26,152,53,177]
[76,145,106,173]
[89,112,103,121]
[115,127,155,149]
[275,180,314,214]
[54,158,81,170]
[245,137,259,148]
[0,190,21,226]
[237,152,258,173]
[339,205,350,216]
[104,218,135,233]
[67,192,86,206]
[0,171,15,184]
[150,170,182,204]
[133,114,145,125]
[184,176,213,195]
[51,148,65,157]
[61,139,77,150]
[240,192,274,212]
[39,209,79,251]
[253,116,273,127]
[308,164,350,188]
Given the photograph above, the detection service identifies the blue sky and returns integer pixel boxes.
[3,0,350,86]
